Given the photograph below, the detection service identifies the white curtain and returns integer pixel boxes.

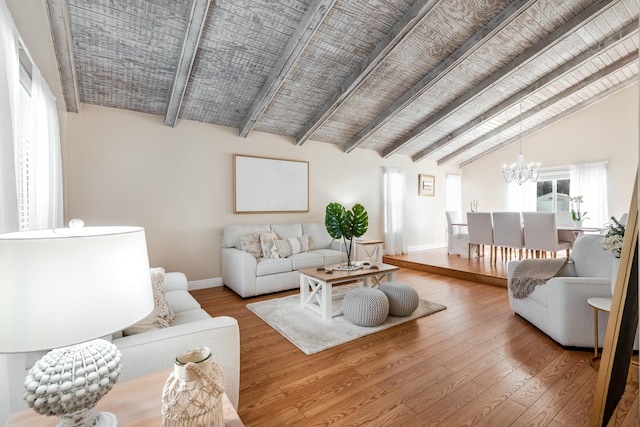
[31,67,63,229]
[383,166,407,255]
[506,179,536,212]
[0,0,19,233]
[570,162,608,227]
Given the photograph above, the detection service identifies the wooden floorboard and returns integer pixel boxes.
[191,250,638,426]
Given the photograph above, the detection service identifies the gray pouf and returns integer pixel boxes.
[343,287,389,327]
[378,282,419,316]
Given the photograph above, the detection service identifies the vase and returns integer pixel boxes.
[161,347,225,427]
[573,220,583,228]
[611,257,620,296]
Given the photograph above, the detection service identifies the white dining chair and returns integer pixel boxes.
[522,212,572,258]
[492,212,524,261]
[467,212,494,262]
[445,211,469,257]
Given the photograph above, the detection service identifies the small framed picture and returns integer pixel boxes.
[418,174,435,196]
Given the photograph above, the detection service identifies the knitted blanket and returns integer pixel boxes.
[509,258,568,299]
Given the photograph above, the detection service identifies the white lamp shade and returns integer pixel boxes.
[0,226,154,352]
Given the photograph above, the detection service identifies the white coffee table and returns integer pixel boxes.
[299,263,399,321]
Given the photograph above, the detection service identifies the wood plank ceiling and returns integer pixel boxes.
[46,0,639,167]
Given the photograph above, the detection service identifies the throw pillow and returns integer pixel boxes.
[239,232,262,258]
[273,235,310,258]
[123,267,174,336]
[259,230,279,258]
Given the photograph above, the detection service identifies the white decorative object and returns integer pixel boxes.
[162,347,225,427]
[0,225,154,427]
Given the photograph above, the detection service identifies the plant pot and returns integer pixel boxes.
[573,220,583,228]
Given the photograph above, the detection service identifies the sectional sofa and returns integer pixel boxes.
[221,222,347,297]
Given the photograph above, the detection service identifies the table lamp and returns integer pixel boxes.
[0,223,154,426]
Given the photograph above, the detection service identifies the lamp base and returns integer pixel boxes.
[57,410,117,427]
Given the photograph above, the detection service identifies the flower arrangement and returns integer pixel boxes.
[601,216,625,258]
[569,195,588,221]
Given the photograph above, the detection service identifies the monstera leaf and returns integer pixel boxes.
[325,202,369,266]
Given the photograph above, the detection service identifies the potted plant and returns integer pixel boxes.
[569,195,588,225]
[325,202,368,268]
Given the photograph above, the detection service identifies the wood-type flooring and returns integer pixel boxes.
[191,251,638,426]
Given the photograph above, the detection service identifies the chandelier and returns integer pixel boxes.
[502,105,540,185]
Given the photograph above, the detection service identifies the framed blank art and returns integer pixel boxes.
[234,154,309,213]
[419,174,435,196]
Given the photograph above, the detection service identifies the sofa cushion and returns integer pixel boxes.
[239,232,262,258]
[259,230,279,258]
[256,257,293,276]
[223,224,270,249]
[271,223,302,240]
[314,248,348,266]
[273,235,310,258]
[571,234,613,277]
[303,222,333,250]
[166,291,202,313]
[290,251,324,270]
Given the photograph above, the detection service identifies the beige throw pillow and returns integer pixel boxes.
[273,235,310,258]
[123,267,174,336]
[259,231,279,258]
[239,232,262,258]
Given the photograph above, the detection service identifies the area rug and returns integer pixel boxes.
[246,286,446,355]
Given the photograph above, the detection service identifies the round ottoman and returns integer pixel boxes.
[343,287,389,327]
[378,282,419,316]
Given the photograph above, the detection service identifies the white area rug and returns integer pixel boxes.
[246,287,446,355]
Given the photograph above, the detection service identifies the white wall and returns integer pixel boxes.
[462,83,638,219]
[65,105,457,280]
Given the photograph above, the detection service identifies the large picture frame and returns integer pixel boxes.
[234,154,309,213]
[419,174,435,196]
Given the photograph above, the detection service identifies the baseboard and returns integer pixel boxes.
[188,277,223,291]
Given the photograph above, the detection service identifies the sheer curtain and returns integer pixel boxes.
[0,0,19,233]
[570,162,608,227]
[31,67,63,229]
[445,173,462,213]
[506,180,536,212]
[383,166,407,255]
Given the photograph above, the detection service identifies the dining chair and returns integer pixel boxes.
[492,212,524,261]
[522,212,572,258]
[445,211,469,257]
[467,212,494,262]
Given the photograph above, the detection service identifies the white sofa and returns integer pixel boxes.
[507,234,613,348]
[3,272,240,422]
[221,222,347,297]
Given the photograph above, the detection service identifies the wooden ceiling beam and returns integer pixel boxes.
[458,76,639,168]
[339,0,536,154]
[164,0,212,127]
[412,20,639,163]
[438,52,638,166]
[294,0,442,147]
[45,0,80,113]
[382,0,617,159]
[238,0,336,138]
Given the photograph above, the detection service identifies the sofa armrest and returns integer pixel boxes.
[221,247,258,298]
[114,316,240,409]
[506,259,577,282]
[163,271,188,292]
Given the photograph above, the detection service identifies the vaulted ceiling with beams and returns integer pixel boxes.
[46,0,638,167]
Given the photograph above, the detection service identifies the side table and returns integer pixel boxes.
[6,368,244,426]
[354,239,384,264]
[587,296,612,369]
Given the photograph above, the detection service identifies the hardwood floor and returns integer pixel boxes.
[191,259,639,426]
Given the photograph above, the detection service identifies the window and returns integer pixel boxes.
[536,170,570,213]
